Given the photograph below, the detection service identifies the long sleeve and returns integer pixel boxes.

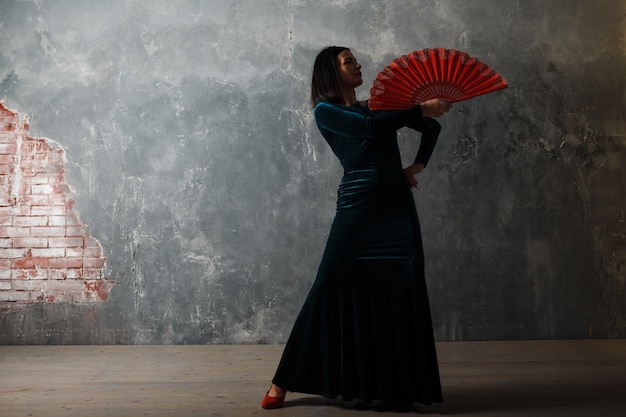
[408,117,441,166]
[314,102,423,139]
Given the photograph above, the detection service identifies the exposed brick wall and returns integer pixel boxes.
[0,102,113,311]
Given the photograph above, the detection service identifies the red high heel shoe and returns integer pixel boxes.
[261,389,286,409]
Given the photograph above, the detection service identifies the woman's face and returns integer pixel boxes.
[336,49,362,89]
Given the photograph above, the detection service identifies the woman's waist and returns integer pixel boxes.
[338,165,405,191]
[336,171,410,210]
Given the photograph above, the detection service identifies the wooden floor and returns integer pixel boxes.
[1,340,625,417]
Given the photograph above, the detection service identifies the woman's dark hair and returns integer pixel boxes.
[310,46,349,106]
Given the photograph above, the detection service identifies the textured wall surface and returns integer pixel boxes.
[0,0,624,344]
[1,103,112,306]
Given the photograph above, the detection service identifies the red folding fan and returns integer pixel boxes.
[368,48,508,110]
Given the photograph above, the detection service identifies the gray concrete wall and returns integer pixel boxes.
[0,0,624,344]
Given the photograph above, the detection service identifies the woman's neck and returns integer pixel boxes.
[339,88,358,106]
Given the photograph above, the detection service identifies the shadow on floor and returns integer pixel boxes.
[280,379,626,415]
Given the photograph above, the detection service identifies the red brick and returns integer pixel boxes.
[84,280,113,301]
[35,140,50,151]
[49,173,65,183]
[82,269,103,280]
[11,268,46,280]
[47,195,68,206]
[48,258,83,269]
[48,216,66,226]
[84,246,102,257]
[12,257,49,269]
[31,206,67,216]
[48,269,67,280]
[0,143,17,154]
[11,280,36,291]
[1,103,110,308]
[20,141,37,153]
[13,216,48,227]
[23,173,50,185]
[28,164,63,174]
[10,270,26,280]
[30,226,65,237]
[13,237,48,248]
[19,195,48,205]
[31,184,57,195]
[0,154,14,164]
[49,237,83,247]
[18,158,34,169]
[19,184,31,195]
[31,292,53,302]
[0,165,14,175]
[84,258,106,269]
[33,154,51,165]
[47,151,65,165]
[0,196,11,206]
[0,248,29,259]
[0,291,30,302]
[0,206,21,217]
[0,226,30,237]
[31,248,65,258]
[14,279,76,293]
[38,280,88,302]
[64,269,82,279]
[23,269,47,280]
[65,247,84,257]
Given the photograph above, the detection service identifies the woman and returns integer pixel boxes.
[262,46,451,410]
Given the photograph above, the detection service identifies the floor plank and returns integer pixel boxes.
[1,340,625,416]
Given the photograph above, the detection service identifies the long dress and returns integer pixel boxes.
[271,101,443,405]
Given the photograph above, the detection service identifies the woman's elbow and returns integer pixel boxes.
[422,117,442,134]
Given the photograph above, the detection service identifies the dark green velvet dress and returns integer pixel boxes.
[272,101,443,405]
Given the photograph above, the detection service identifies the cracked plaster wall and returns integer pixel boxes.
[0,0,624,344]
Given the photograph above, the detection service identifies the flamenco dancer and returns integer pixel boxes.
[262,46,452,411]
